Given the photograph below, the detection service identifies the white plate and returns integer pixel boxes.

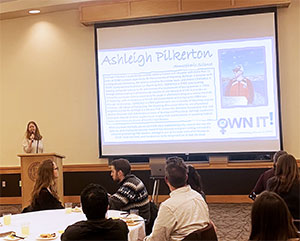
[3,235,21,241]
[71,207,82,213]
[36,233,58,240]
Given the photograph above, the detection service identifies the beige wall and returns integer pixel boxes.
[277,0,300,159]
[0,2,299,167]
[0,10,106,166]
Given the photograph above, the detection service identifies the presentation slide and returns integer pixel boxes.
[96,11,281,156]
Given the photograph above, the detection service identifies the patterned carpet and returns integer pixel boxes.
[209,203,251,241]
[0,203,252,241]
[0,204,21,216]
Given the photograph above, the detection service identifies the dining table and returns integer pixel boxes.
[0,209,146,241]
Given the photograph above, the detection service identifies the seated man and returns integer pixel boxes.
[249,150,287,200]
[109,158,150,221]
[61,183,128,241]
[145,156,210,241]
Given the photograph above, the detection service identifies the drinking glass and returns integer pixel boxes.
[3,213,11,225]
[21,222,30,236]
[65,202,72,214]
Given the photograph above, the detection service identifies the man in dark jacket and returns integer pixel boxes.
[61,183,128,241]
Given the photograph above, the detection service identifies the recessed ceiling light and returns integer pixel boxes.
[28,10,40,14]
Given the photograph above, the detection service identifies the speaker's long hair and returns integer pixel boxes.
[25,121,42,140]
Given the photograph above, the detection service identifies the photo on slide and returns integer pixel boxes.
[219,46,268,108]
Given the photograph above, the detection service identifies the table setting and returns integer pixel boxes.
[0,207,145,241]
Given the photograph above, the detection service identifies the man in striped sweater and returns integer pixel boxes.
[109,158,150,221]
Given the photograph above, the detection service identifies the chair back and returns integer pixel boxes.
[294,219,300,232]
[183,222,218,241]
[146,201,159,235]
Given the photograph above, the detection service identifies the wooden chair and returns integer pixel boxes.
[294,219,300,232]
[146,201,159,235]
[182,222,218,241]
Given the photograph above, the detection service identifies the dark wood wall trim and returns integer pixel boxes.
[65,194,253,204]
[0,194,252,205]
[0,197,22,204]
[1,162,299,205]
[2,160,300,174]
[61,162,278,172]
[0,167,21,174]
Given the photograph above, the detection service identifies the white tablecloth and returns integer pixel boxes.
[0,209,145,241]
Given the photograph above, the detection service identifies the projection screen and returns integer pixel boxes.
[95,9,282,157]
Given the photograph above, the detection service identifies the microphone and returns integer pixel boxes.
[30,131,35,141]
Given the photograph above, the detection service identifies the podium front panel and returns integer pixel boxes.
[18,153,64,208]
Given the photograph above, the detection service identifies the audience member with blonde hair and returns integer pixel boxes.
[267,153,300,220]
[23,121,43,153]
[249,191,299,240]
[23,159,63,212]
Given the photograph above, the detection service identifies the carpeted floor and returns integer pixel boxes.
[0,204,21,216]
[209,203,252,241]
[0,203,252,240]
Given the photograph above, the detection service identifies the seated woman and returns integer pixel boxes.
[249,191,298,240]
[23,159,63,212]
[187,165,206,201]
[267,154,300,221]
[249,150,287,200]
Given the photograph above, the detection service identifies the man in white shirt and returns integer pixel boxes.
[145,156,210,241]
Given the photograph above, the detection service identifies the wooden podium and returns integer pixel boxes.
[18,153,65,208]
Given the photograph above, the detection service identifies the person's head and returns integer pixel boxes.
[249,191,298,240]
[233,64,244,77]
[110,158,131,182]
[37,159,58,183]
[31,159,59,205]
[274,153,299,192]
[187,165,204,194]
[165,156,188,190]
[25,121,42,140]
[80,183,108,220]
[272,150,287,168]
